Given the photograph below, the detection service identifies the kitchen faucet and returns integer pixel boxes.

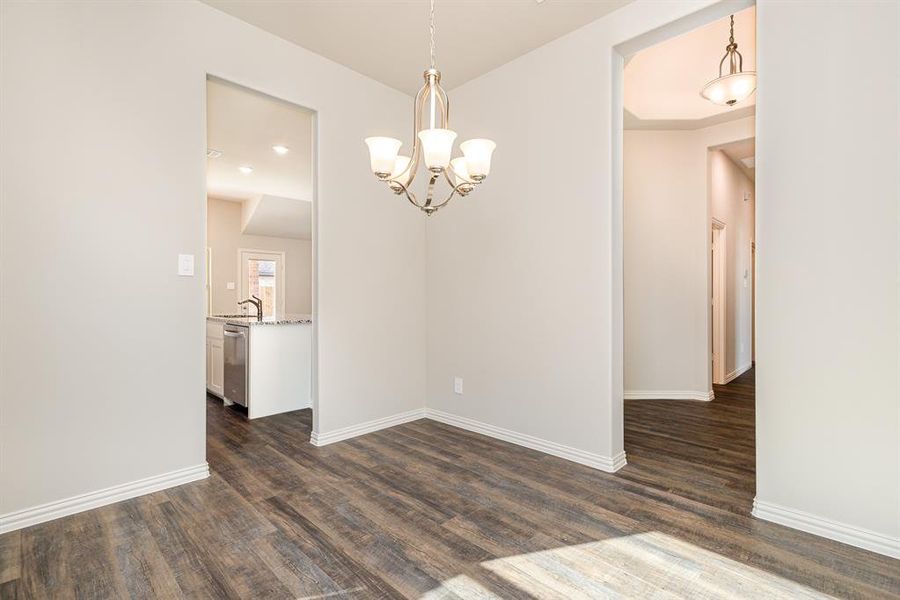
[238,295,263,321]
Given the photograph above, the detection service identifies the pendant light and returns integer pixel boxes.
[363,0,496,215]
[700,15,756,106]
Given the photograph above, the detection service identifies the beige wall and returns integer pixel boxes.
[207,197,312,315]
[709,149,754,378]
[426,0,730,466]
[754,0,899,548]
[622,118,754,398]
[0,0,424,520]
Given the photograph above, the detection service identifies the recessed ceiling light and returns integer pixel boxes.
[238,165,254,174]
[272,145,290,155]
[206,148,223,158]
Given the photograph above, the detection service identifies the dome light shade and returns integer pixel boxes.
[460,139,496,179]
[701,72,757,106]
[365,137,402,177]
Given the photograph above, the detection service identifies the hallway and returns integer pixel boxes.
[622,368,756,516]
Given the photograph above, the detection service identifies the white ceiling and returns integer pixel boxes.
[714,137,755,181]
[200,0,632,96]
[206,77,313,202]
[242,194,312,240]
[625,6,755,125]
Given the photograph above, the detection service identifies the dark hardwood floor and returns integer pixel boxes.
[2,370,898,598]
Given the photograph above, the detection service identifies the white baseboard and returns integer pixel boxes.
[752,499,900,559]
[723,362,753,384]
[0,463,210,534]
[424,408,627,473]
[310,408,426,446]
[624,390,714,401]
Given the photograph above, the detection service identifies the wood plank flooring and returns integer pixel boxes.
[2,369,898,598]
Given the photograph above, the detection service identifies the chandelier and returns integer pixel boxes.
[364,0,496,215]
[700,14,757,106]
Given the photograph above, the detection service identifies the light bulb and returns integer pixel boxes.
[460,139,496,179]
[364,137,402,177]
[417,128,457,172]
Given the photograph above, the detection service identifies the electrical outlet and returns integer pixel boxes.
[453,377,463,395]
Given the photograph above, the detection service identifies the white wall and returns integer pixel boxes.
[622,119,753,397]
[0,0,425,519]
[429,0,899,555]
[709,149,754,378]
[623,130,708,396]
[426,0,724,466]
[207,197,312,315]
[754,0,900,549]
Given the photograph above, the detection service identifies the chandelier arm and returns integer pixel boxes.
[402,83,430,187]
[389,178,426,210]
[427,184,462,213]
[424,172,439,208]
[433,81,450,128]
[718,50,730,78]
[442,163,476,188]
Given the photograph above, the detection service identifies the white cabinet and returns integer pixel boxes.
[206,321,224,398]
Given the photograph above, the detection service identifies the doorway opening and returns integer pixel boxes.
[616,2,758,515]
[203,76,316,435]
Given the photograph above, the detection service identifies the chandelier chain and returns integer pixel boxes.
[728,15,735,46]
[429,0,436,68]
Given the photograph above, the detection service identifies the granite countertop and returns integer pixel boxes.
[207,314,312,326]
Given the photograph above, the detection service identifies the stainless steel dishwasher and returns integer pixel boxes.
[223,324,248,407]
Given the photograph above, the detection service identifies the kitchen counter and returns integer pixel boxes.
[206,314,312,327]
[206,314,312,419]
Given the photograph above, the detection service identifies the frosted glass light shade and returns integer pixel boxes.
[700,72,757,106]
[388,155,412,192]
[364,137,402,176]
[450,157,474,193]
[450,157,468,184]
[417,128,457,170]
[390,155,412,185]
[460,138,496,179]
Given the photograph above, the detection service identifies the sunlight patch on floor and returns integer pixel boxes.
[420,574,498,599]
[425,532,836,599]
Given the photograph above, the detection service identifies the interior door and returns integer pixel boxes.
[239,250,285,318]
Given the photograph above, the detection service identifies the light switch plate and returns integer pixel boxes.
[178,254,194,276]
[454,377,463,395]
[226,282,236,290]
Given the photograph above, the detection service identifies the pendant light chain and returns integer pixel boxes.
[429,0,436,69]
[728,15,735,48]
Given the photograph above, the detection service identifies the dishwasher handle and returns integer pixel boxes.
[223,330,245,338]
